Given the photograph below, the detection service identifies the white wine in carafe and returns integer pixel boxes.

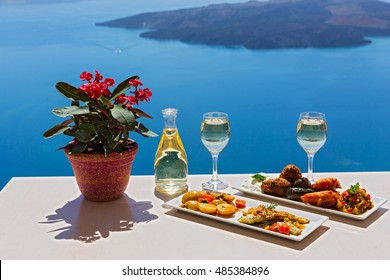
[154,109,188,195]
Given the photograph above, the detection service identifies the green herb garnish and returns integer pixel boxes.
[267,202,278,210]
[252,173,267,184]
[349,182,360,194]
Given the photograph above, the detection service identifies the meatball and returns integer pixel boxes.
[279,164,302,184]
[261,178,291,197]
[286,187,314,201]
[294,177,311,188]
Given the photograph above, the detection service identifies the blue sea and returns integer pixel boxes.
[1,0,390,190]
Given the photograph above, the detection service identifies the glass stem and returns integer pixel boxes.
[211,153,219,181]
[307,153,315,183]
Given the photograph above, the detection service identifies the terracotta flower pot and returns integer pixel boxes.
[65,143,138,202]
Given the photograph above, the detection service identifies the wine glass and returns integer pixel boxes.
[296,112,327,183]
[200,112,230,191]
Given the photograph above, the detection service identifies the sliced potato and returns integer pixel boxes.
[181,190,203,203]
[216,204,236,216]
[212,199,229,205]
[198,203,217,214]
[183,200,199,211]
[222,193,235,203]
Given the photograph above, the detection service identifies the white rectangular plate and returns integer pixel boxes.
[233,177,388,220]
[164,195,329,241]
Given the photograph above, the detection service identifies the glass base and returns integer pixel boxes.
[155,184,187,195]
[202,179,228,192]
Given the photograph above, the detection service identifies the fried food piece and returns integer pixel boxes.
[261,178,291,197]
[238,204,276,224]
[279,164,302,184]
[312,178,341,191]
[301,190,340,208]
[273,211,310,224]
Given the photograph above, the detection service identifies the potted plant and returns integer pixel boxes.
[43,70,157,202]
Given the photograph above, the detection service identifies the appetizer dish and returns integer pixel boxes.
[336,183,374,215]
[238,203,309,236]
[165,190,329,241]
[234,164,387,220]
[180,190,246,216]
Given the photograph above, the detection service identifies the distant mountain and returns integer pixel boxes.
[96,0,390,49]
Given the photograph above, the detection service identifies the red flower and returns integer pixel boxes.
[129,79,143,87]
[78,71,115,100]
[80,71,93,81]
[104,78,115,86]
[138,88,152,102]
[116,94,126,104]
[124,95,136,105]
[94,70,103,82]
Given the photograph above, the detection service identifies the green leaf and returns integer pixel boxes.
[93,120,108,130]
[98,126,119,148]
[52,106,90,117]
[251,173,267,184]
[69,142,88,154]
[110,104,136,126]
[61,119,74,126]
[71,100,80,107]
[134,122,158,137]
[109,75,139,101]
[88,101,107,113]
[266,203,278,210]
[75,123,97,143]
[130,108,153,119]
[99,95,111,106]
[349,182,360,194]
[56,82,92,102]
[43,125,72,138]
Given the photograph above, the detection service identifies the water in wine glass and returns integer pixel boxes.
[200,112,230,191]
[200,117,230,153]
[296,118,327,154]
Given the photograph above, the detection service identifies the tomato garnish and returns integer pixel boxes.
[235,199,246,208]
[267,223,290,235]
[198,194,214,203]
[278,223,290,235]
[269,224,278,232]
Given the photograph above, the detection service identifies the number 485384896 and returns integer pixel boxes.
[214,266,269,276]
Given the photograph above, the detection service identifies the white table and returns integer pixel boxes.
[0,172,389,260]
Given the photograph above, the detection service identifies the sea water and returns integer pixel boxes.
[1,0,390,190]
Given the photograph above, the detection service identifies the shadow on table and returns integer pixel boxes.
[154,186,188,203]
[40,194,158,243]
[325,207,389,228]
[165,209,330,251]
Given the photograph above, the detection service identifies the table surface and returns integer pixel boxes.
[0,172,389,260]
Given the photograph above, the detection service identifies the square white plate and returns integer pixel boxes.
[233,177,388,220]
[164,195,329,242]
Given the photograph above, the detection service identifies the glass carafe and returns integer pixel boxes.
[154,108,188,195]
